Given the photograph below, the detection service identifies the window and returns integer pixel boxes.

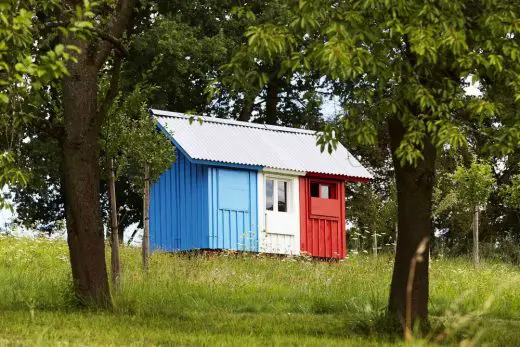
[278,181,287,212]
[310,182,337,199]
[310,182,319,197]
[265,178,289,212]
[266,179,274,211]
[320,185,330,199]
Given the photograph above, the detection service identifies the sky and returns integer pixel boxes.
[0,207,11,229]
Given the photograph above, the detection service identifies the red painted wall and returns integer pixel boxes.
[299,177,346,259]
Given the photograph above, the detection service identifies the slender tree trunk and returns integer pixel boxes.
[114,181,125,244]
[62,39,111,308]
[387,116,436,331]
[142,163,150,270]
[373,229,378,256]
[109,158,120,289]
[114,180,130,243]
[128,227,139,246]
[473,205,479,268]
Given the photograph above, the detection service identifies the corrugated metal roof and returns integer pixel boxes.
[151,109,373,179]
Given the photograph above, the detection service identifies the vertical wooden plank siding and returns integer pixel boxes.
[206,167,259,252]
[149,183,156,249]
[299,176,347,259]
[299,178,307,254]
[149,150,209,251]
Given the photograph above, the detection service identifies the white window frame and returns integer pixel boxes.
[265,176,291,213]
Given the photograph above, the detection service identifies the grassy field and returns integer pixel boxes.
[1,236,520,346]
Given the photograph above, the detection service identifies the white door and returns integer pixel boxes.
[259,173,300,255]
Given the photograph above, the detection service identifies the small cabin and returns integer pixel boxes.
[149,109,372,259]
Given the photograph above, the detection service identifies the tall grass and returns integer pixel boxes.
[1,235,520,345]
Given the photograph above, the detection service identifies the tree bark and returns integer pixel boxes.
[61,0,135,307]
[473,205,479,268]
[109,158,120,289]
[387,116,436,331]
[62,38,111,308]
[142,163,150,270]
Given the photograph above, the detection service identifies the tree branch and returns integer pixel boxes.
[46,21,129,57]
[99,53,123,118]
[94,29,129,57]
[30,116,65,140]
[94,0,136,69]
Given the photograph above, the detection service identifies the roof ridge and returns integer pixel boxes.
[150,108,317,135]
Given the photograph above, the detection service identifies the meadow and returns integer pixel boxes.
[1,236,520,346]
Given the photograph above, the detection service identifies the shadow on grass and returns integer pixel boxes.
[4,302,520,345]
[0,305,403,344]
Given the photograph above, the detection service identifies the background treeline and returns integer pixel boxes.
[4,0,520,265]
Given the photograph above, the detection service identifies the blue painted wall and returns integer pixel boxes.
[150,150,209,251]
[150,150,259,252]
[208,168,258,251]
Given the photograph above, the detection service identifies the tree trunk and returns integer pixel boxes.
[142,163,150,270]
[238,94,254,122]
[62,39,111,308]
[60,0,135,308]
[265,78,279,125]
[109,158,120,289]
[387,116,436,331]
[473,205,479,268]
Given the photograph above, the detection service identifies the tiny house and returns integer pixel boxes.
[149,109,372,259]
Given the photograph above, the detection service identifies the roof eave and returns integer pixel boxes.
[305,172,371,183]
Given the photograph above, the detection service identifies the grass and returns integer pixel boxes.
[1,236,520,346]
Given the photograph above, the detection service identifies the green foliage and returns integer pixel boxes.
[452,162,496,209]
[501,174,520,210]
[234,0,520,164]
[122,16,229,114]
[0,0,95,207]
[0,0,94,104]
[218,1,294,92]
[213,1,326,126]
[0,152,27,209]
[102,85,176,190]
[348,183,397,254]
[433,159,496,254]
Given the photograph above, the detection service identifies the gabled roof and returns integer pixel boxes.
[151,109,372,180]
